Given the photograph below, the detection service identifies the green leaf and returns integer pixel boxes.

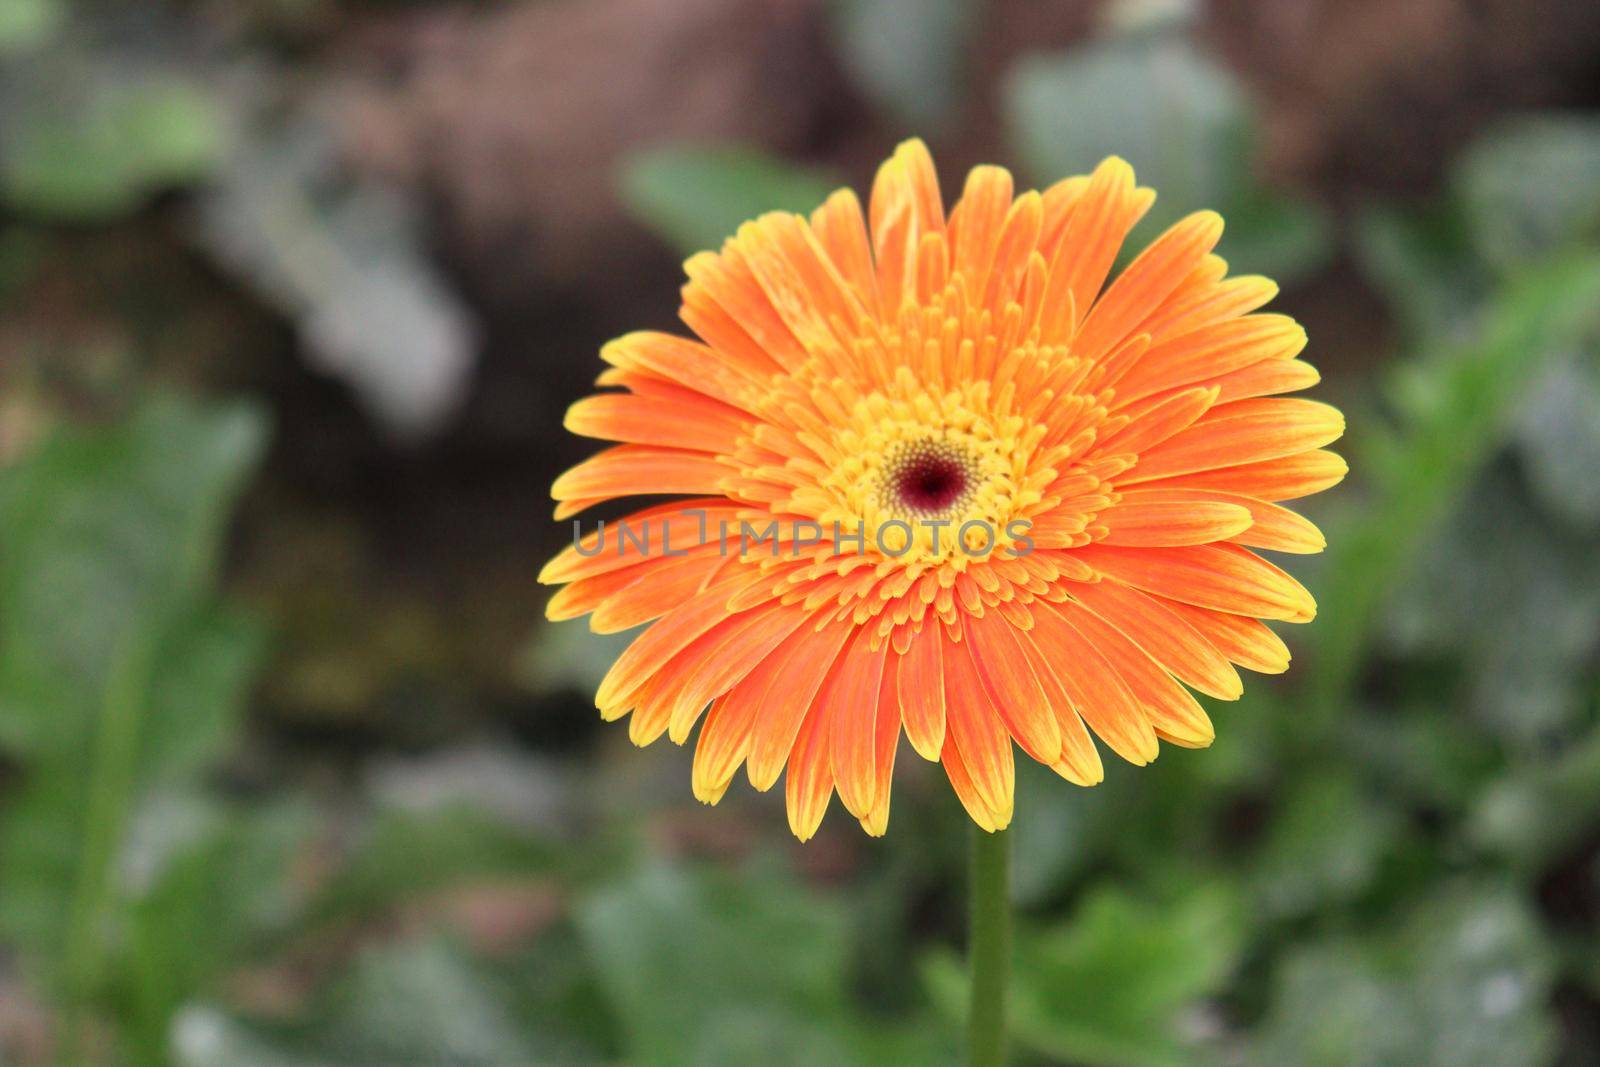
[1305,253,1600,725]
[116,804,313,1063]
[1005,35,1246,225]
[578,861,846,1067]
[1251,885,1558,1067]
[578,859,943,1067]
[1470,717,1600,871]
[316,937,538,1066]
[0,395,268,995]
[0,0,61,52]
[1,74,225,220]
[194,128,477,438]
[0,396,267,762]
[1515,353,1600,526]
[300,805,558,930]
[1353,199,1488,342]
[1003,28,1330,282]
[1218,188,1333,284]
[215,937,544,1067]
[829,0,974,130]
[1250,773,1399,919]
[1455,116,1600,272]
[1386,467,1600,745]
[927,885,1243,1067]
[618,146,840,256]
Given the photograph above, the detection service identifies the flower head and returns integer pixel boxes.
[541,140,1344,839]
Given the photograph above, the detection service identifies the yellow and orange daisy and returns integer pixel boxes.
[541,140,1344,840]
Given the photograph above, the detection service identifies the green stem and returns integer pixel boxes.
[967,824,1011,1067]
[57,628,157,1065]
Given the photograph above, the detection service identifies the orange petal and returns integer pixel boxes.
[1029,601,1159,765]
[962,610,1063,764]
[941,732,1004,832]
[949,165,1015,295]
[1137,272,1278,344]
[1137,448,1348,502]
[540,500,737,585]
[870,139,945,314]
[1093,386,1218,457]
[1204,357,1321,404]
[625,673,675,744]
[1038,175,1091,258]
[810,188,878,312]
[1111,487,1326,554]
[981,191,1043,316]
[692,692,758,803]
[545,561,656,623]
[784,695,835,842]
[1124,398,1345,483]
[600,330,767,408]
[666,603,811,742]
[1075,210,1225,363]
[595,572,765,713]
[1226,502,1326,554]
[826,631,891,819]
[859,656,902,836]
[1015,630,1104,785]
[564,391,749,451]
[1040,157,1144,342]
[1112,314,1307,407]
[1157,598,1293,674]
[941,628,1016,822]
[737,213,867,363]
[545,540,721,623]
[1068,579,1243,700]
[1094,498,1254,547]
[897,626,947,761]
[1072,543,1316,622]
[745,616,855,790]
[870,138,945,238]
[1059,601,1214,748]
[551,445,729,507]
[683,244,808,370]
[579,548,726,632]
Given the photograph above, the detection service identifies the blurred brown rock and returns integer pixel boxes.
[1208,0,1600,195]
[330,0,848,302]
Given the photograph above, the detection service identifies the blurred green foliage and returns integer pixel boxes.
[619,147,840,257]
[1,76,224,221]
[828,0,975,132]
[1004,10,1330,283]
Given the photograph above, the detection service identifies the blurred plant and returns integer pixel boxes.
[1250,885,1557,1067]
[828,0,976,133]
[618,146,839,257]
[165,848,954,1067]
[0,2,478,440]
[0,41,224,221]
[0,0,230,222]
[194,124,478,439]
[926,884,1243,1067]
[0,397,288,1065]
[1003,0,1330,283]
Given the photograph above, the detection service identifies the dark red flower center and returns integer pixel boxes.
[891,443,971,515]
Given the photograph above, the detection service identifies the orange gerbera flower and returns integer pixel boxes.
[541,140,1344,840]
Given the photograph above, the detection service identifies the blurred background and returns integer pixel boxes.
[3,0,1600,1063]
